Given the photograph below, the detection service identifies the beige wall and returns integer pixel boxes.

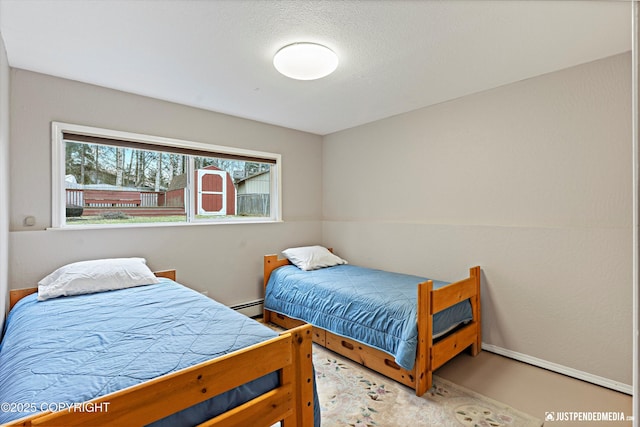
[322,53,633,389]
[5,51,633,390]
[8,69,323,305]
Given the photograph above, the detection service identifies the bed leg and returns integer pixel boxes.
[415,280,433,396]
[470,266,482,357]
[281,324,314,427]
[422,371,433,396]
[469,337,481,357]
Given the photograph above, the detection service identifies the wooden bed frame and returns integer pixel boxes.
[263,253,481,397]
[5,269,315,427]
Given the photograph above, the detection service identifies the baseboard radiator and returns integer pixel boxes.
[230,299,264,318]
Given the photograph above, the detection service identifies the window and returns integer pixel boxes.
[52,122,281,228]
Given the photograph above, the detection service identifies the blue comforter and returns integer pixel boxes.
[0,279,319,426]
[265,264,473,371]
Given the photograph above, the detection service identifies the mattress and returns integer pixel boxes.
[264,264,473,371]
[0,279,317,426]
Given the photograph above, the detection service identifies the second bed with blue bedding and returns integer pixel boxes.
[264,264,474,371]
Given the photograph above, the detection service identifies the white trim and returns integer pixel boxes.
[632,3,639,424]
[197,169,227,215]
[45,218,284,232]
[272,162,282,222]
[51,122,67,228]
[187,156,195,221]
[482,343,632,395]
[52,122,280,163]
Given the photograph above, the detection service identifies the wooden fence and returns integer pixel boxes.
[65,189,185,217]
[237,194,270,216]
[66,189,266,217]
[66,189,173,208]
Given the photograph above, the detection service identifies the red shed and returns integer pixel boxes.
[195,165,236,215]
[165,165,236,216]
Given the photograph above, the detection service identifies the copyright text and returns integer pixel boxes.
[1,401,110,414]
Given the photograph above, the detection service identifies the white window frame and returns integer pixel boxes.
[51,122,282,228]
[196,169,227,216]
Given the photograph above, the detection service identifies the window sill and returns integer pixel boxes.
[47,218,284,231]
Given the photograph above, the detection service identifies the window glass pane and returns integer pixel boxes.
[63,140,275,226]
[192,155,272,220]
[65,141,188,225]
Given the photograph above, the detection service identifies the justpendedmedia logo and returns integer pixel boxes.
[545,411,632,423]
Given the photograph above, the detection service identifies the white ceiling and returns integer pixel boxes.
[0,0,632,135]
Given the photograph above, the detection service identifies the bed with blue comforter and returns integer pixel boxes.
[0,278,319,426]
[265,264,473,371]
[263,249,481,396]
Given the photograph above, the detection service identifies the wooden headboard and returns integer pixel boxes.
[263,247,334,289]
[8,269,176,312]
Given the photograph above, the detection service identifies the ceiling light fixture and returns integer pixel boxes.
[273,42,338,81]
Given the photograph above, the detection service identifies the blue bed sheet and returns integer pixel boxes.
[0,279,320,426]
[264,264,473,371]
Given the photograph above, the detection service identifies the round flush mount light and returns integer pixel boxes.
[273,42,338,81]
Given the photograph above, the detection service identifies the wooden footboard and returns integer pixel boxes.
[418,265,481,395]
[4,324,314,427]
[263,253,481,397]
[263,255,291,325]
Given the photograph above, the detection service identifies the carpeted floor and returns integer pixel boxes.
[313,343,543,427]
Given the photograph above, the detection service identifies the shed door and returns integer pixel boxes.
[197,169,226,215]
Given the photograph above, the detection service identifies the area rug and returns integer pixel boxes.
[312,344,543,427]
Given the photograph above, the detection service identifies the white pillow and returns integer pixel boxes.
[282,245,348,271]
[38,257,160,301]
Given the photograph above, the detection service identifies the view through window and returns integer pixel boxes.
[54,123,280,227]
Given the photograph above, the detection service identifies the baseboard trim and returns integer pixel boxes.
[482,343,632,395]
[229,299,264,318]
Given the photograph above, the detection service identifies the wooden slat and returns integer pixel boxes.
[415,280,432,396]
[9,287,37,311]
[263,255,290,288]
[262,249,334,289]
[289,324,315,427]
[84,190,141,206]
[197,385,293,427]
[153,269,176,281]
[431,276,477,314]
[431,322,478,370]
[32,334,293,426]
[313,327,326,346]
[3,413,42,427]
[279,335,297,427]
[82,207,186,217]
[271,312,306,329]
[324,329,416,389]
[470,266,482,356]
[268,312,326,355]
[263,255,291,323]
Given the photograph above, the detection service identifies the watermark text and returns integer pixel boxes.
[1,401,110,414]
[545,411,632,423]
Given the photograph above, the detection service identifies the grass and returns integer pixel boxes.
[66,214,265,225]
[66,215,186,225]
